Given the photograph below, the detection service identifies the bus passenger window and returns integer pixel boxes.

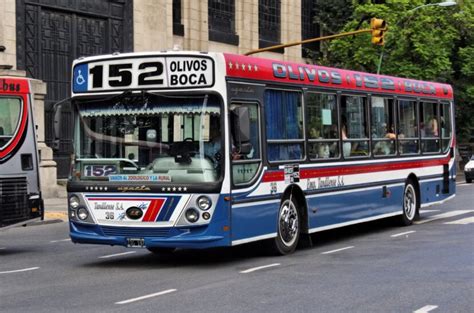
[340,95,369,158]
[265,90,304,162]
[398,100,419,155]
[371,97,396,156]
[440,102,452,152]
[420,101,440,154]
[307,92,339,160]
[232,102,261,185]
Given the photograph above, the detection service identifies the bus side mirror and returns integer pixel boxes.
[53,104,62,150]
[231,106,252,155]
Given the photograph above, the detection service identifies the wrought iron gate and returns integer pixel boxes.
[16,0,133,178]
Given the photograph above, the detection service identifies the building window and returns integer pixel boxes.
[259,0,283,53]
[301,0,320,58]
[173,0,184,36]
[208,0,239,45]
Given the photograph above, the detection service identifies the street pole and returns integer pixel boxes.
[244,29,373,56]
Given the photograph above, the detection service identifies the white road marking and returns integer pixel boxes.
[456,183,471,187]
[419,210,440,214]
[444,216,474,225]
[99,251,137,259]
[415,210,473,225]
[391,230,416,238]
[50,238,71,243]
[240,263,281,273]
[0,267,40,275]
[115,289,177,305]
[321,246,354,255]
[413,305,438,313]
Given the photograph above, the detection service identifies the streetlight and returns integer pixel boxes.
[376,1,457,74]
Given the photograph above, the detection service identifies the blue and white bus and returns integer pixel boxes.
[67,51,455,254]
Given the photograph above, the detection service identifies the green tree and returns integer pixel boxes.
[316,0,474,142]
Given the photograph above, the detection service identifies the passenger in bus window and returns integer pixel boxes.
[385,124,396,139]
[341,117,351,157]
[427,117,439,137]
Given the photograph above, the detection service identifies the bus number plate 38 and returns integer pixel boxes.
[126,238,145,248]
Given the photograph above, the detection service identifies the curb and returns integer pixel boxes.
[29,219,64,226]
[44,211,68,221]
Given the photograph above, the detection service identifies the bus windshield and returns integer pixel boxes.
[0,97,22,148]
[74,93,222,184]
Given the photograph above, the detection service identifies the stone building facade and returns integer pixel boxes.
[0,0,319,196]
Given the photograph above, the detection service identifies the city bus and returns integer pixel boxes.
[0,76,43,230]
[67,51,455,255]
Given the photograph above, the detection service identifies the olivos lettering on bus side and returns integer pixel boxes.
[272,63,440,95]
[1,79,21,92]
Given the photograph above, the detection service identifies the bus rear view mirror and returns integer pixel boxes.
[53,104,62,150]
[231,106,251,153]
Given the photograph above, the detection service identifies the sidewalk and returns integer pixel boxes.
[43,197,68,222]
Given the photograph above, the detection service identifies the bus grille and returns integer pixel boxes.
[100,226,171,238]
[0,177,29,225]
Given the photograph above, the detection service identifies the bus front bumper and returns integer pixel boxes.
[69,222,228,249]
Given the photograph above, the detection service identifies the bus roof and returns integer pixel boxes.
[0,76,30,94]
[224,53,453,100]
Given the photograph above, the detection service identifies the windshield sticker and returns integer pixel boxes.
[109,174,172,182]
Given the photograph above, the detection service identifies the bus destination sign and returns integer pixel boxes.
[73,56,214,93]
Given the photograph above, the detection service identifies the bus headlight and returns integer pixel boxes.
[69,195,80,209]
[197,196,212,211]
[77,207,89,221]
[185,208,199,223]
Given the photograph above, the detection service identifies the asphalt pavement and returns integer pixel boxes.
[1,182,472,313]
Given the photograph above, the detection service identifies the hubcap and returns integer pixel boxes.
[278,200,299,247]
[404,185,416,220]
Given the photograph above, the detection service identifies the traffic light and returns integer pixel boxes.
[370,18,387,46]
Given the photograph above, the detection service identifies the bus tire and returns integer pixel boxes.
[147,247,176,254]
[401,180,418,226]
[271,196,301,255]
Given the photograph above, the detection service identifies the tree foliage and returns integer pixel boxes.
[315,0,474,141]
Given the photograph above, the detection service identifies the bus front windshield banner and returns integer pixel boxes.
[74,93,222,184]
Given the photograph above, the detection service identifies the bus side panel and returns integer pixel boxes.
[306,184,404,230]
[231,201,279,243]
[419,177,455,206]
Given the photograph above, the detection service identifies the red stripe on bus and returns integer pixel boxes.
[87,198,156,201]
[262,156,450,183]
[142,199,165,222]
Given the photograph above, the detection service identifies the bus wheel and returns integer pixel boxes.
[271,197,300,255]
[401,180,418,226]
[147,247,176,254]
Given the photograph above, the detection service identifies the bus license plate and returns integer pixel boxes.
[126,238,145,248]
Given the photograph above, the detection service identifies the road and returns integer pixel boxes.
[1,183,473,313]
